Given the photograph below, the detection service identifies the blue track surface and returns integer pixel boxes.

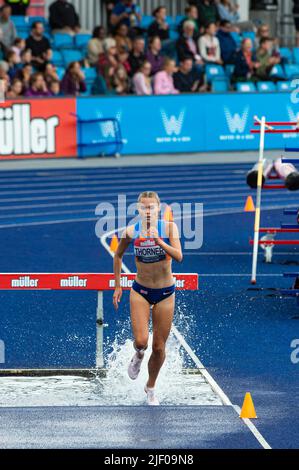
[0,162,298,449]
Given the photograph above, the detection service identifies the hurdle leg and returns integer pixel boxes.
[96,291,104,369]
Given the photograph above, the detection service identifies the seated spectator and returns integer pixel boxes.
[114,23,132,52]
[16,62,32,91]
[128,36,145,76]
[88,26,106,66]
[6,77,23,98]
[146,36,164,75]
[44,62,59,86]
[61,61,87,96]
[25,72,52,97]
[173,56,203,92]
[110,0,142,36]
[217,0,240,23]
[199,22,222,64]
[177,21,203,67]
[216,20,237,64]
[0,5,16,48]
[190,0,220,27]
[26,22,52,72]
[11,37,25,61]
[113,65,129,94]
[49,0,80,35]
[0,27,8,61]
[104,0,119,32]
[255,37,280,80]
[49,79,62,96]
[254,24,275,51]
[133,60,152,95]
[232,38,259,82]
[178,5,200,39]
[154,58,179,95]
[99,37,119,88]
[148,6,170,41]
[4,0,31,16]
[6,50,20,80]
[118,46,131,74]
[20,48,32,67]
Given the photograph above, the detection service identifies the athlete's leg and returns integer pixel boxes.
[146,293,175,388]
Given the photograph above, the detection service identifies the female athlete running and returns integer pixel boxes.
[113,191,183,405]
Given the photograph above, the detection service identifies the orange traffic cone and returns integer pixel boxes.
[244,196,255,212]
[110,234,119,253]
[240,392,257,419]
[164,205,173,222]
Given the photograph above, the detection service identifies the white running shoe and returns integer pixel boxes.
[144,385,160,406]
[128,351,144,380]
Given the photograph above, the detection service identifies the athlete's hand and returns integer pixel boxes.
[149,226,160,242]
[113,287,122,310]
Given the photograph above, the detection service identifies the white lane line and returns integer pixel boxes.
[100,225,271,450]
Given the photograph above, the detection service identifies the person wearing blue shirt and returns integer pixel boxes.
[110,0,141,33]
[216,20,237,64]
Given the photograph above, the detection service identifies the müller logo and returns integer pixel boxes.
[60,276,87,287]
[11,276,39,288]
[108,276,185,288]
[0,103,59,156]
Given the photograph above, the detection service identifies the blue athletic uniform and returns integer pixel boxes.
[131,219,175,305]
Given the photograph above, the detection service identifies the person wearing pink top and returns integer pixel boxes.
[153,58,179,95]
[133,61,152,95]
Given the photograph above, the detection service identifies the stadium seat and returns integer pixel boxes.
[55,66,65,80]
[74,34,92,50]
[284,64,299,79]
[277,81,292,91]
[230,31,242,47]
[140,15,152,29]
[205,64,226,83]
[82,67,97,83]
[211,77,229,92]
[11,16,29,29]
[270,64,285,79]
[17,31,29,39]
[236,82,256,92]
[62,49,84,66]
[51,50,64,67]
[257,81,277,92]
[225,64,235,78]
[166,16,175,28]
[28,16,47,26]
[53,33,74,49]
[279,47,293,64]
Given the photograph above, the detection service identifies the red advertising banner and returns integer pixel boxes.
[0,98,77,160]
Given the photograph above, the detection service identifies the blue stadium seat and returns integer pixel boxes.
[236,82,256,92]
[55,66,65,80]
[284,64,299,79]
[51,50,64,67]
[257,81,277,92]
[74,34,92,50]
[82,67,97,83]
[62,49,84,66]
[11,16,29,29]
[205,64,225,83]
[28,16,47,26]
[225,64,235,78]
[53,33,74,49]
[166,16,175,28]
[279,47,293,64]
[140,15,152,29]
[270,64,285,79]
[277,81,292,91]
[293,47,299,64]
[230,31,241,47]
[211,77,229,92]
[17,31,29,39]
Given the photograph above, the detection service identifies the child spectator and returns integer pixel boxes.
[7,50,20,81]
[88,26,106,66]
[154,58,179,95]
[49,79,62,96]
[61,61,87,96]
[133,60,152,95]
[173,56,202,93]
[26,22,52,71]
[20,48,33,67]
[199,22,222,64]
[11,38,25,61]
[146,36,164,76]
[113,65,129,95]
[128,36,145,76]
[114,23,132,52]
[216,20,237,64]
[44,62,59,86]
[16,63,32,91]
[255,37,280,81]
[148,6,170,41]
[6,77,23,98]
[25,72,52,97]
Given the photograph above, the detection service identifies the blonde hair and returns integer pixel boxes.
[138,191,160,205]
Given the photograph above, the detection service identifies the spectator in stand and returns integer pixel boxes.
[199,22,222,64]
[148,6,170,41]
[11,37,25,61]
[255,37,280,81]
[177,21,203,67]
[173,56,203,93]
[178,5,200,39]
[114,23,132,52]
[20,48,32,66]
[133,60,152,95]
[254,24,279,54]
[49,79,62,96]
[6,50,20,80]
[25,72,52,97]
[6,77,23,98]
[146,36,164,75]
[104,0,119,31]
[293,0,299,47]
[113,64,129,94]
[217,0,239,23]
[4,0,30,16]
[26,22,52,72]
[44,62,59,86]
[16,62,32,91]
[0,27,8,61]
[110,0,142,37]
[190,0,220,27]
[128,36,145,76]
[154,58,179,95]
[87,26,106,66]
[99,37,119,88]
[217,20,237,64]
[118,46,131,75]
[0,5,16,48]
[232,38,259,83]
[49,0,80,35]
[61,61,87,96]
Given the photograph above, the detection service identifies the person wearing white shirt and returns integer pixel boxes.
[198,22,222,64]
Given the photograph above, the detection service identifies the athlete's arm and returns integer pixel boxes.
[113,227,133,310]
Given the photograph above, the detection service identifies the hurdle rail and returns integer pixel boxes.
[0,272,198,377]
